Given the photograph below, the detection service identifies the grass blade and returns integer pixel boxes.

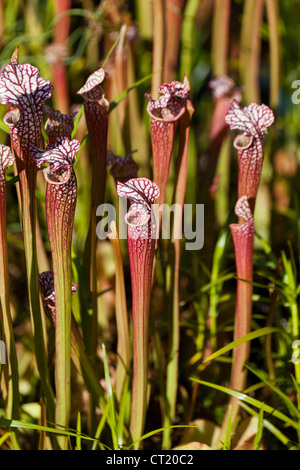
[102,343,119,450]
[203,326,281,363]
[190,378,300,433]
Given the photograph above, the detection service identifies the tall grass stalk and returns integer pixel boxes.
[151,0,165,98]
[0,145,20,449]
[211,0,231,76]
[265,0,280,109]
[50,0,71,114]
[240,0,264,104]
[163,0,184,82]
[179,0,200,79]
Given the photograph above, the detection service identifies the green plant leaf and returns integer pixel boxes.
[203,326,281,363]
[253,408,264,450]
[109,73,154,113]
[245,364,300,420]
[190,378,300,432]
[0,418,98,442]
[102,343,119,450]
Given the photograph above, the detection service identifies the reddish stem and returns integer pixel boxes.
[164,0,185,82]
[50,0,72,113]
[117,177,160,448]
[77,69,109,369]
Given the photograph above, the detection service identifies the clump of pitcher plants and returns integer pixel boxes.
[2,9,300,453]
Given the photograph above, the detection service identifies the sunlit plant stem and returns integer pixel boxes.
[0,145,20,448]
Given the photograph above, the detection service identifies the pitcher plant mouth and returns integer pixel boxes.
[3,108,22,128]
[233,133,254,150]
[145,77,190,122]
[124,204,151,229]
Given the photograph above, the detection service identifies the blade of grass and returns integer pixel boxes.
[245,364,300,420]
[0,418,99,443]
[209,229,230,351]
[190,378,300,433]
[240,402,298,449]
[102,343,119,450]
[203,326,281,363]
[38,398,46,450]
[240,0,264,104]
[253,408,264,450]
[109,72,154,113]
[91,404,110,451]
[222,405,232,449]
[180,0,201,79]
[211,0,231,76]
[265,0,280,108]
[151,0,165,97]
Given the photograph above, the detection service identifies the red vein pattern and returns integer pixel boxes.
[77,68,107,102]
[0,56,53,170]
[209,76,242,101]
[31,136,80,267]
[145,76,190,209]
[117,177,160,211]
[145,77,190,120]
[230,196,255,276]
[225,99,274,204]
[31,136,79,173]
[0,145,14,196]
